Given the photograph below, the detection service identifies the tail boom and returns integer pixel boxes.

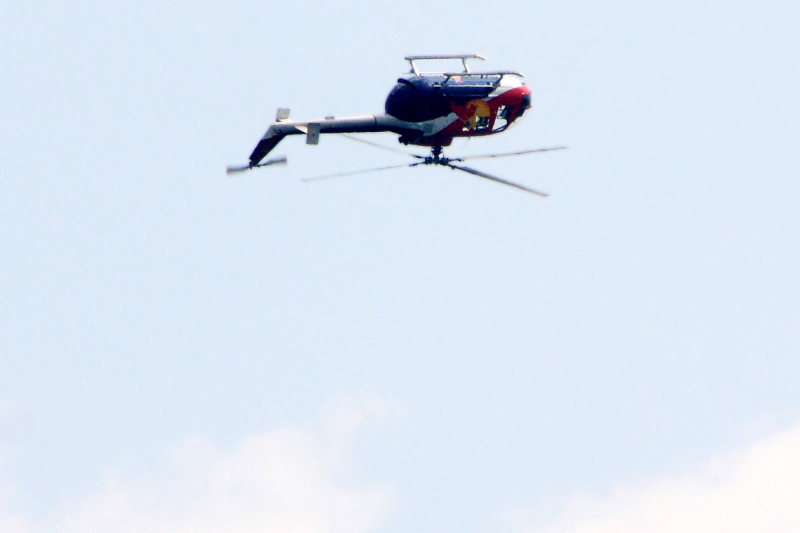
[248,114,424,167]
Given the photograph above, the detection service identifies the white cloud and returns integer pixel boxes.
[57,428,387,533]
[0,408,390,533]
[535,424,800,533]
[0,513,27,533]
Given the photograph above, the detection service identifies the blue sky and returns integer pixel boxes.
[2,1,800,531]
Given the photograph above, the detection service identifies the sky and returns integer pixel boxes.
[2,1,800,531]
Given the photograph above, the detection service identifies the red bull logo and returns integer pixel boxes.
[464,99,491,131]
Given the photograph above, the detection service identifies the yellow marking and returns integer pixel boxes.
[465,99,491,130]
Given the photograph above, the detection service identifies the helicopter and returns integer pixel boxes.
[227,54,565,196]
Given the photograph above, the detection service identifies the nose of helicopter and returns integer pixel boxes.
[518,84,532,108]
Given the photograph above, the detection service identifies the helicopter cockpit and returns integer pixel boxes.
[385,55,529,125]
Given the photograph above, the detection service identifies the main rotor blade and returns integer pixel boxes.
[303,162,418,182]
[446,163,549,196]
[340,134,426,159]
[450,146,567,162]
[226,156,288,174]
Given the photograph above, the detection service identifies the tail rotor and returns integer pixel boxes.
[226,156,288,175]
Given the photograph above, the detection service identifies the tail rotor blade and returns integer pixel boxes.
[259,156,288,167]
[446,163,549,197]
[226,164,252,174]
[451,146,567,162]
[226,156,288,175]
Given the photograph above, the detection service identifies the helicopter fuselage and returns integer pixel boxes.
[384,71,532,147]
[228,55,565,195]
[244,55,534,168]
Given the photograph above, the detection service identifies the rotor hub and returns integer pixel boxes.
[423,145,449,165]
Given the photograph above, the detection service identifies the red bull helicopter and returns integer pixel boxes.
[228,54,565,196]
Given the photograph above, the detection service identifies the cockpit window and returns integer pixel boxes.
[493,106,511,132]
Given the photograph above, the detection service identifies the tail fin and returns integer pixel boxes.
[247,108,292,166]
[249,131,287,166]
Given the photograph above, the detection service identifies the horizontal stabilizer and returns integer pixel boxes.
[306,123,321,145]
